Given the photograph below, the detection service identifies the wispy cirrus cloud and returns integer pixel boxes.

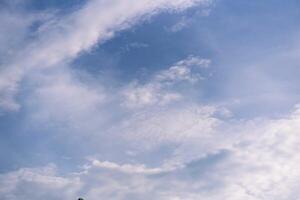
[0,0,212,112]
[2,0,300,200]
[122,56,210,108]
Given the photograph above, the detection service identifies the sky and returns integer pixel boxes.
[1,0,300,199]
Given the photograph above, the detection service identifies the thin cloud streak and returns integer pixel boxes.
[0,0,211,112]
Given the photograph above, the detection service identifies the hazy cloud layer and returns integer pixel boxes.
[1,0,300,200]
[2,107,300,199]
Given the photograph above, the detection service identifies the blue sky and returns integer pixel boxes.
[1,0,300,199]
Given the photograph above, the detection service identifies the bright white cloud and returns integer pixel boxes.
[2,1,300,200]
[118,105,219,149]
[90,159,178,175]
[122,56,210,108]
[122,82,182,108]
[0,164,81,200]
[155,56,210,83]
[2,106,300,199]
[0,0,212,112]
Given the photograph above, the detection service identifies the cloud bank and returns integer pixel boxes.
[2,106,300,199]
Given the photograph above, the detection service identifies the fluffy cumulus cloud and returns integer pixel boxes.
[1,0,300,199]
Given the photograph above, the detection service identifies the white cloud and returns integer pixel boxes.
[0,164,81,200]
[122,56,210,108]
[168,17,192,32]
[90,159,178,175]
[155,56,210,83]
[27,67,108,134]
[2,105,300,200]
[118,105,218,149]
[0,0,212,112]
[17,68,299,199]
[2,1,300,199]
[24,57,213,153]
[0,72,20,112]
[0,8,55,112]
[122,82,182,108]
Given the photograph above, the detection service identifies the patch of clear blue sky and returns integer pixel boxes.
[1,0,300,173]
